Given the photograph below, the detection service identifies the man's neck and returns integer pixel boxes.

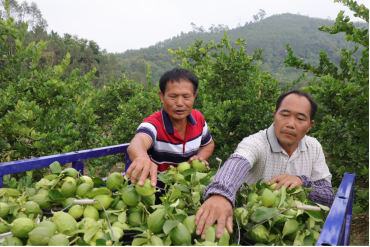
[169,116,188,130]
[278,140,298,157]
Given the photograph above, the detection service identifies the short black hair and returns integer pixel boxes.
[159,68,199,95]
[276,89,318,120]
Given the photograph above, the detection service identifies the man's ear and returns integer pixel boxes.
[307,120,315,132]
[158,91,164,103]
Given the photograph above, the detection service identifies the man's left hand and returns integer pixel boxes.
[268,174,303,190]
[188,156,210,170]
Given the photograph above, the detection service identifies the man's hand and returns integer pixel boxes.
[126,156,158,187]
[195,195,233,240]
[188,155,210,170]
[268,174,303,190]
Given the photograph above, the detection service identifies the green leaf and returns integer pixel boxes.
[163,220,179,235]
[49,161,62,174]
[48,189,64,200]
[306,201,330,212]
[26,170,33,179]
[10,205,20,216]
[84,225,100,243]
[92,177,106,187]
[86,188,111,198]
[174,184,190,193]
[132,238,148,246]
[279,186,286,208]
[110,196,120,208]
[192,192,200,204]
[182,169,196,181]
[170,199,179,208]
[95,239,107,246]
[256,178,263,190]
[157,174,169,184]
[302,229,314,246]
[250,207,279,223]
[169,186,181,202]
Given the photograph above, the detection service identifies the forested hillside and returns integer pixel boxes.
[1,1,367,87]
[117,13,368,86]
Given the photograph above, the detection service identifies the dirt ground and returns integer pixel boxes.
[350,211,369,246]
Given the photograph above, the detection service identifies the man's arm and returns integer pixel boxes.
[298,175,335,207]
[195,154,251,239]
[126,133,158,187]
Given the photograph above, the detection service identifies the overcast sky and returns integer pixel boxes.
[23,0,369,53]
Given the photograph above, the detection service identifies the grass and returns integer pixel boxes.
[350,211,369,246]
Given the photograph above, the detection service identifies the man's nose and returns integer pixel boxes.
[286,117,295,129]
[176,97,185,106]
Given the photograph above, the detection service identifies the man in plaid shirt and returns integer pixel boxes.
[195,90,335,240]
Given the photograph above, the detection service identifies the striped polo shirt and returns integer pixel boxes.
[136,108,212,173]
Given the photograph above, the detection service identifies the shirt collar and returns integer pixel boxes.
[267,124,307,153]
[161,108,197,134]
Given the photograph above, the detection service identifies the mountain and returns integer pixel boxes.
[115,13,367,86]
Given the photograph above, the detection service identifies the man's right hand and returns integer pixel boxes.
[126,156,158,187]
[195,194,234,240]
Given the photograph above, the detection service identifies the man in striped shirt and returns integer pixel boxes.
[126,68,214,188]
[195,90,335,240]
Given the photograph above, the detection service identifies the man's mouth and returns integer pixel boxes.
[175,110,185,115]
[282,131,295,137]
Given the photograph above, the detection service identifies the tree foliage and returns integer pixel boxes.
[0,3,103,163]
[284,0,369,213]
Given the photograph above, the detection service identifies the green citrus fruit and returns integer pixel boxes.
[10,218,35,238]
[83,205,99,221]
[0,202,10,218]
[135,179,156,197]
[112,221,129,230]
[22,201,41,217]
[177,162,191,173]
[114,200,128,211]
[61,181,76,198]
[48,234,70,246]
[261,189,276,207]
[128,212,142,227]
[61,197,76,208]
[80,176,94,187]
[120,186,141,207]
[191,160,207,172]
[28,227,54,246]
[37,221,57,234]
[62,177,77,186]
[92,195,114,210]
[0,237,23,246]
[52,211,77,236]
[76,183,92,198]
[0,221,9,234]
[68,205,84,219]
[106,172,124,191]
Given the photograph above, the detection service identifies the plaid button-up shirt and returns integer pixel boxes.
[204,124,335,207]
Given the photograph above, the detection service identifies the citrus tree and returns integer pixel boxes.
[0,2,103,165]
[284,0,369,213]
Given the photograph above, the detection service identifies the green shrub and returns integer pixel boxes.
[284,0,368,212]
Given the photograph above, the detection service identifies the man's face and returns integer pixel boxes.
[273,94,314,148]
[159,78,197,122]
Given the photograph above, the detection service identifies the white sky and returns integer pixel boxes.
[23,0,369,53]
